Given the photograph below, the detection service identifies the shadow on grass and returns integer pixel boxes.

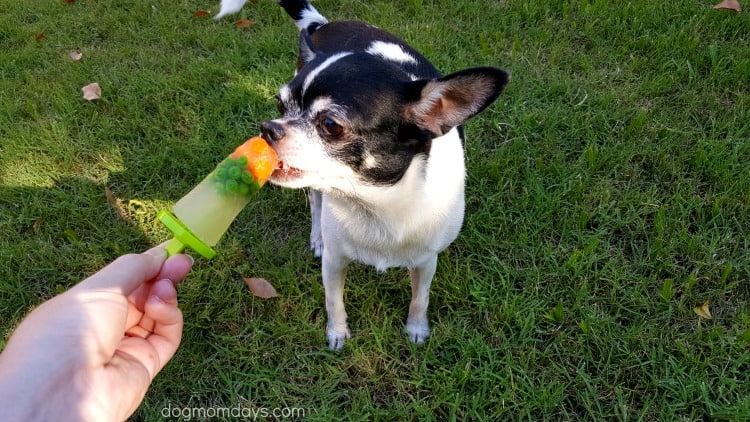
[0,176,155,319]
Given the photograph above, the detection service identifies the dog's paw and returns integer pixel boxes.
[310,235,324,258]
[406,319,430,344]
[326,326,351,350]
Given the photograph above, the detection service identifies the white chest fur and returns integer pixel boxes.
[321,128,466,271]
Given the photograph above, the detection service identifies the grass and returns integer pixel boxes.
[1,0,749,419]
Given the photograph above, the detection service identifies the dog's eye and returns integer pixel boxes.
[319,116,344,138]
[276,97,286,115]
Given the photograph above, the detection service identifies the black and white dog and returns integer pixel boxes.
[218,0,509,349]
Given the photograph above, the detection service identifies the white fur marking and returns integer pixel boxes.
[279,85,292,104]
[278,85,299,115]
[295,6,328,30]
[366,41,418,64]
[303,53,352,97]
[309,97,333,117]
[362,152,378,169]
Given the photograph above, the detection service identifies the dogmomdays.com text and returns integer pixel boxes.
[162,403,311,420]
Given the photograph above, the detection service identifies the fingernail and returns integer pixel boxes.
[145,244,168,259]
[148,291,166,305]
[185,254,195,265]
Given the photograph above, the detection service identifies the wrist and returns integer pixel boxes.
[0,360,85,421]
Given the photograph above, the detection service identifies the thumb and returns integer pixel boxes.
[78,245,168,296]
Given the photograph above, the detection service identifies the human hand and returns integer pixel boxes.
[0,245,193,421]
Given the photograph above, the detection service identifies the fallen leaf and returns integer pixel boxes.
[714,0,742,11]
[81,82,101,101]
[35,33,46,41]
[105,186,129,220]
[694,301,713,319]
[234,18,254,28]
[69,51,83,61]
[244,277,279,299]
[193,10,211,17]
[64,0,76,4]
[33,219,42,233]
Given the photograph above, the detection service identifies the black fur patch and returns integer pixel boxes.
[284,53,435,185]
[310,21,440,80]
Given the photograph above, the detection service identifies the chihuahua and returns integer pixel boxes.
[218,0,509,349]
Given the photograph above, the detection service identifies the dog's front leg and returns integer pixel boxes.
[309,189,324,257]
[406,255,438,343]
[322,252,351,349]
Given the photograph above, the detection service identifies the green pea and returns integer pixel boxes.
[229,167,241,180]
[225,179,239,193]
[236,156,248,166]
[215,167,227,180]
[238,183,250,196]
[241,171,254,185]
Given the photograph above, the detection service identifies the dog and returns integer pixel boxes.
[218,0,509,349]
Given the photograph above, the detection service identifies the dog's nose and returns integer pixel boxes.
[260,121,285,144]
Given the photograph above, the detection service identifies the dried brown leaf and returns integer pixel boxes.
[35,33,46,41]
[193,10,211,17]
[33,219,42,234]
[82,82,101,101]
[234,18,254,28]
[105,186,129,220]
[243,277,279,299]
[694,301,713,319]
[714,0,741,11]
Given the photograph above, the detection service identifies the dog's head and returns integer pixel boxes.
[264,30,509,195]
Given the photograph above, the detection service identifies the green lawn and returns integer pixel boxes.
[2,0,749,419]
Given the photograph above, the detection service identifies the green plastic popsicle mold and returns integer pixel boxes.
[158,210,216,259]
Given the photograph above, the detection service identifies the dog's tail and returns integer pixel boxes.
[215,0,327,30]
[279,0,327,34]
[214,0,247,20]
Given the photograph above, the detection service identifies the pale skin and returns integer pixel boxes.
[0,244,192,421]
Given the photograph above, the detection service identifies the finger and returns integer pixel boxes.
[125,279,179,338]
[125,323,152,338]
[124,303,146,333]
[154,254,193,286]
[144,279,183,373]
[117,279,183,378]
[126,254,193,313]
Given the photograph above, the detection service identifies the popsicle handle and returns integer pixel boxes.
[157,210,216,259]
[165,238,186,257]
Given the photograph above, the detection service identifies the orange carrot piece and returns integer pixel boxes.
[230,136,278,184]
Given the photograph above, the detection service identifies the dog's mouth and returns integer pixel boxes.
[270,160,304,182]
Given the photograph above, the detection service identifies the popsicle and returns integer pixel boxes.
[158,136,278,259]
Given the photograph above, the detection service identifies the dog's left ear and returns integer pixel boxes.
[406,67,510,136]
[298,29,318,64]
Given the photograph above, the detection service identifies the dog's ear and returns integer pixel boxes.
[406,67,510,136]
[298,29,318,64]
